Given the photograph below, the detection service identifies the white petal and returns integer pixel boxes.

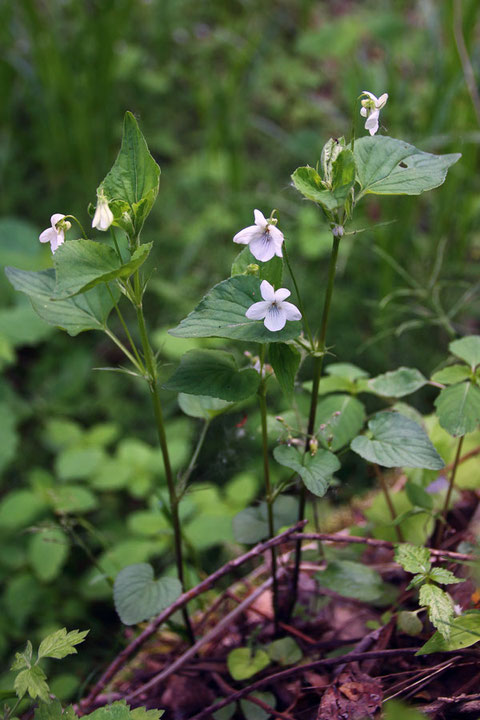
[51,230,65,253]
[249,234,276,262]
[365,110,380,135]
[39,227,57,244]
[274,287,290,302]
[280,301,302,321]
[233,226,261,245]
[264,306,286,332]
[260,280,275,302]
[268,225,284,247]
[377,93,388,108]
[50,213,65,227]
[254,209,267,227]
[360,107,367,117]
[361,90,377,102]
[245,301,270,320]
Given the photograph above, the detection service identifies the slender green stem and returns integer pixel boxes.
[179,419,210,491]
[283,242,314,348]
[134,273,195,644]
[65,214,88,239]
[435,434,465,547]
[106,283,146,373]
[288,232,341,617]
[104,327,144,373]
[258,349,279,632]
[374,464,404,543]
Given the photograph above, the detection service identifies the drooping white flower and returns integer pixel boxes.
[360,90,388,136]
[245,279,301,332]
[233,209,284,262]
[92,193,114,231]
[39,213,71,253]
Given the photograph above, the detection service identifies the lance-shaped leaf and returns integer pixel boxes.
[419,583,454,638]
[354,136,461,197]
[350,411,445,469]
[54,240,151,298]
[163,349,260,401]
[169,275,301,343]
[435,381,480,436]
[368,367,427,398]
[269,343,301,400]
[273,445,340,497]
[5,267,118,336]
[113,563,181,625]
[100,111,160,234]
[449,335,480,370]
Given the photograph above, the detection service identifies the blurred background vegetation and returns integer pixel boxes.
[0,0,479,698]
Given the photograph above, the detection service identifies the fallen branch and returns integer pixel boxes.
[80,520,306,709]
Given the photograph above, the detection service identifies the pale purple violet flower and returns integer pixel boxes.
[360,91,388,136]
[245,280,301,332]
[39,214,71,253]
[233,209,284,262]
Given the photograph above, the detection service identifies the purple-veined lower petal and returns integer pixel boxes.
[264,305,286,332]
[249,233,276,262]
[245,300,270,320]
[280,301,302,321]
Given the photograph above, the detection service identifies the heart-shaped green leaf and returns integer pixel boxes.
[435,382,480,436]
[354,136,460,196]
[350,412,444,469]
[113,563,181,625]
[227,648,270,681]
[368,367,427,398]
[273,445,340,496]
[316,394,366,451]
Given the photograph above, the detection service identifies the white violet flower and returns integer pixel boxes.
[360,90,388,136]
[245,279,301,332]
[92,193,114,231]
[233,209,284,262]
[39,213,71,253]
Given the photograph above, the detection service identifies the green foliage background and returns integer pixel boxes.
[0,0,479,698]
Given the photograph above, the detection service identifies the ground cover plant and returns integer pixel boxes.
[2,2,480,719]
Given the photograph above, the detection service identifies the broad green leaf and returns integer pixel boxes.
[163,349,260,401]
[113,563,182,625]
[419,583,454,638]
[101,111,160,234]
[429,568,464,586]
[291,166,339,211]
[265,637,302,665]
[316,394,366,451]
[435,382,480,436]
[213,703,236,720]
[418,611,480,654]
[397,611,423,637]
[354,136,461,196]
[273,445,340,497]
[240,693,276,720]
[395,544,431,574]
[269,343,301,400]
[5,266,118,336]
[130,708,164,720]
[331,148,356,205]
[38,628,89,660]
[55,447,105,481]
[54,240,151,298]
[317,560,386,602]
[29,528,69,582]
[449,336,480,370]
[232,496,298,544]
[88,701,163,720]
[14,665,50,702]
[368,367,427,398]
[0,301,52,348]
[231,246,283,288]
[315,375,353,395]
[227,648,270,681]
[326,362,369,381]
[169,275,301,343]
[350,412,445,469]
[431,365,471,385]
[405,481,433,510]
[48,485,98,514]
[178,393,233,419]
[11,641,33,671]
[0,489,46,530]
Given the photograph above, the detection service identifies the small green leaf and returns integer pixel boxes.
[113,563,182,625]
[265,637,302,665]
[326,362,369,381]
[435,382,480,437]
[368,367,427,398]
[350,411,445,469]
[431,365,471,385]
[291,166,339,211]
[397,611,423,637]
[240,693,276,720]
[177,393,233,420]
[316,394,366,451]
[354,136,461,196]
[29,528,69,582]
[5,267,119,336]
[273,445,340,497]
[269,343,301,400]
[405,481,433,510]
[395,544,431,574]
[163,349,260,401]
[227,648,270,681]
[449,336,480,370]
[331,148,356,205]
[11,641,33,671]
[169,275,301,344]
[418,611,480,654]
[54,240,151,298]
[317,560,386,602]
[14,666,50,702]
[232,496,298,544]
[429,568,465,586]
[130,707,165,720]
[419,583,454,638]
[38,628,89,660]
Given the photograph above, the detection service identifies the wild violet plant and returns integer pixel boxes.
[5,98,463,637]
